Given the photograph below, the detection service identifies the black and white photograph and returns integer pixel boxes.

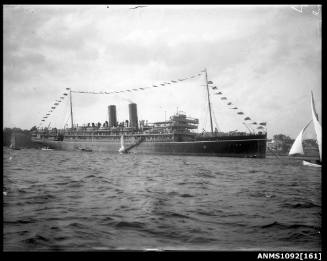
[3,5,322,252]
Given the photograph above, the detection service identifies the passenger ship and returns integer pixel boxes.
[32,69,267,157]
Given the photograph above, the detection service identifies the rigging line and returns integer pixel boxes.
[63,109,70,129]
[60,97,70,129]
[63,102,70,129]
[65,96,72,128]
[209,87,221,132]
[202,96,209,132]
[64,116,70,130]
[208,89,220,132]
[219,98,245,132]
[211,107,220,132]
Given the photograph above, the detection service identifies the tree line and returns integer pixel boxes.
[3,127,36,147]
[272,134,318,153]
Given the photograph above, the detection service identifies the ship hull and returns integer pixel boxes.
[32,136,267,158]
[303,160,321,167]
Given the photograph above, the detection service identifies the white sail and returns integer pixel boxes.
[311,91,322,161]
[289,120,312,156]
[118,134,125,153]
[120,134,124,147]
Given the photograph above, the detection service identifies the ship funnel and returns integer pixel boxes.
[128,103,138,129]
[108,105,117,127]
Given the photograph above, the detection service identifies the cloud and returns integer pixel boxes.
[3,5,321,139]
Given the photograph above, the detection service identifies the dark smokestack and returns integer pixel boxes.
[108,105,117,127]
[128,103,138,129]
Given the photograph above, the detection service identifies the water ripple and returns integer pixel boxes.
[3,149,321,251]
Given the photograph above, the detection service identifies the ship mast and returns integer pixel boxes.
[204,68,214,136]
[69,89,74,129]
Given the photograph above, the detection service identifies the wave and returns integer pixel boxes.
[167,191,179,196]
[163,211,194,220]
[84,174,97,179]
[260,221,320,231]
[10,168,25,171]
[180,193,193,198]
[21,234,50,245]
[186,236,217,244]
[17,188,29,193]
[67,222,88,229]
[19,194,57,204]
[196,210,221,217]
[58,160,70,165]
[50,226,61,231]
[4,218,37,225]
[255,180,267,185]
[279,231,321,243]
[68,180,83,188]
[44,216,89,222]
[53,236,69,241]
[54,182,71,186]
[114,221,145,229]
[281,202,321,209]
[196,170,215,178]
[249,191,275,198]
[18,230,29,236]
[97,216,116,226]
[82,175,111,184]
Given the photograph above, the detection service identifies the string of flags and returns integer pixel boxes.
[39,88,71,126]
[209,81,266,132]
[38,71,203,126]
[71,72,203,95]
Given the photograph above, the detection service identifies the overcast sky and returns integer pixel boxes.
[3,5,321,139]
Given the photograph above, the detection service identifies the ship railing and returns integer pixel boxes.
[62,128,157,135]
[171,124,198,129]
[67,128,175,136]
[62,132,175,138]
[195,131,266,137]
[152,121,173,125]
[172,119,199,124]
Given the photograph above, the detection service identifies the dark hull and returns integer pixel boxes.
[32,135,267,158]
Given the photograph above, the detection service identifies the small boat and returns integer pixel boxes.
[77,147,92,152]
[9,144,20,150]
[289,91,321,167]
[81,148,92,152]
[41,146,53,151]
[247,155,257,158]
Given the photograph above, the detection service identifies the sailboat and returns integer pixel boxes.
[289,91,321,167]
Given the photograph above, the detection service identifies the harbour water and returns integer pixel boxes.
[3,147,321,251]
